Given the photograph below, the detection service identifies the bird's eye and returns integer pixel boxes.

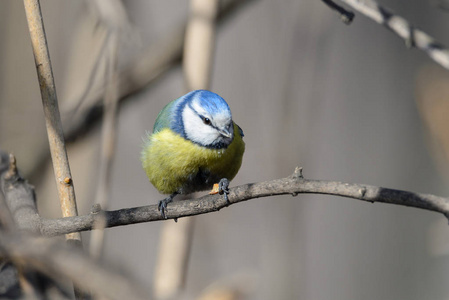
[203,117,211,125]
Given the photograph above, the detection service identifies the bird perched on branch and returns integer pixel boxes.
[141,90,245,218]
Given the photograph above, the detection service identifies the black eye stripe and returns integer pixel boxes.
[188,103,222,131]
[199,114,221,131]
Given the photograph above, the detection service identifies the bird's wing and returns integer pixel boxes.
[235,123,244,138]
[153,99,177,133]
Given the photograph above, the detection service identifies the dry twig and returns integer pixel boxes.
[322,0,354,24]
[88,0,129,261]
[23,0,81,242]
[335,0,449,70]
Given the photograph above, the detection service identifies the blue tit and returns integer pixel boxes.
[141,90,245,218]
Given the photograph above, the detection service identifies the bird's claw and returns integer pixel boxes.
[218,178,230,204]
[158,199,169,219]
[158,193,176,219]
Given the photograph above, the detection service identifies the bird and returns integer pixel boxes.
[141,90,245,219]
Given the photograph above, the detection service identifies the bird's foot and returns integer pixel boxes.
[158,193,177,219]
[218,178,230,205]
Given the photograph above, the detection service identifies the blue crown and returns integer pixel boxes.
[191,90,231,116]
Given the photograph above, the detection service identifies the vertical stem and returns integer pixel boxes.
[23,1,85,298]
[183,0,219,90]
[153,218,195,299]
[90,31,120,259]
[22,0,81,242]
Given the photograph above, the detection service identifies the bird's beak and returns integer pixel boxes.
[219,129,232,138]
[219,124,233,139]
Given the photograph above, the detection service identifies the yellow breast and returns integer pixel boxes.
[141,123,245,194]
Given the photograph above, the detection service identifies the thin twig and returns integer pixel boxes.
[89,33,120,259]
[322,0,354,24]
[337,0,449,70]
[89,0,127,260]
[23,0,81,242]
[37,167,449,236]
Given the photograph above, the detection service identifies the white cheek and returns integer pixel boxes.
[182,107,219,145]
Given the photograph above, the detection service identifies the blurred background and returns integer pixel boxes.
[2,0,449,299]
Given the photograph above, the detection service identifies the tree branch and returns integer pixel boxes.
[40,167,449,237]
[3,151,448,237]
[335,0,449,70]
[322,0,354,24]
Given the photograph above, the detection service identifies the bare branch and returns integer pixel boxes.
[4,150,446,243]
[336,0,449,70]
[23,0,81,242]
[322,0,354,24]
[39,168,449,237]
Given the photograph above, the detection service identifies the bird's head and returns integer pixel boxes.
[175,90,234,149]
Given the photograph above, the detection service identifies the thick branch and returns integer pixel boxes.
[337,0,449,70]
[3,151,448,236]
[40,168,449,236]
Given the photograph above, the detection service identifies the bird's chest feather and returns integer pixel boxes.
[142,126,244,194]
